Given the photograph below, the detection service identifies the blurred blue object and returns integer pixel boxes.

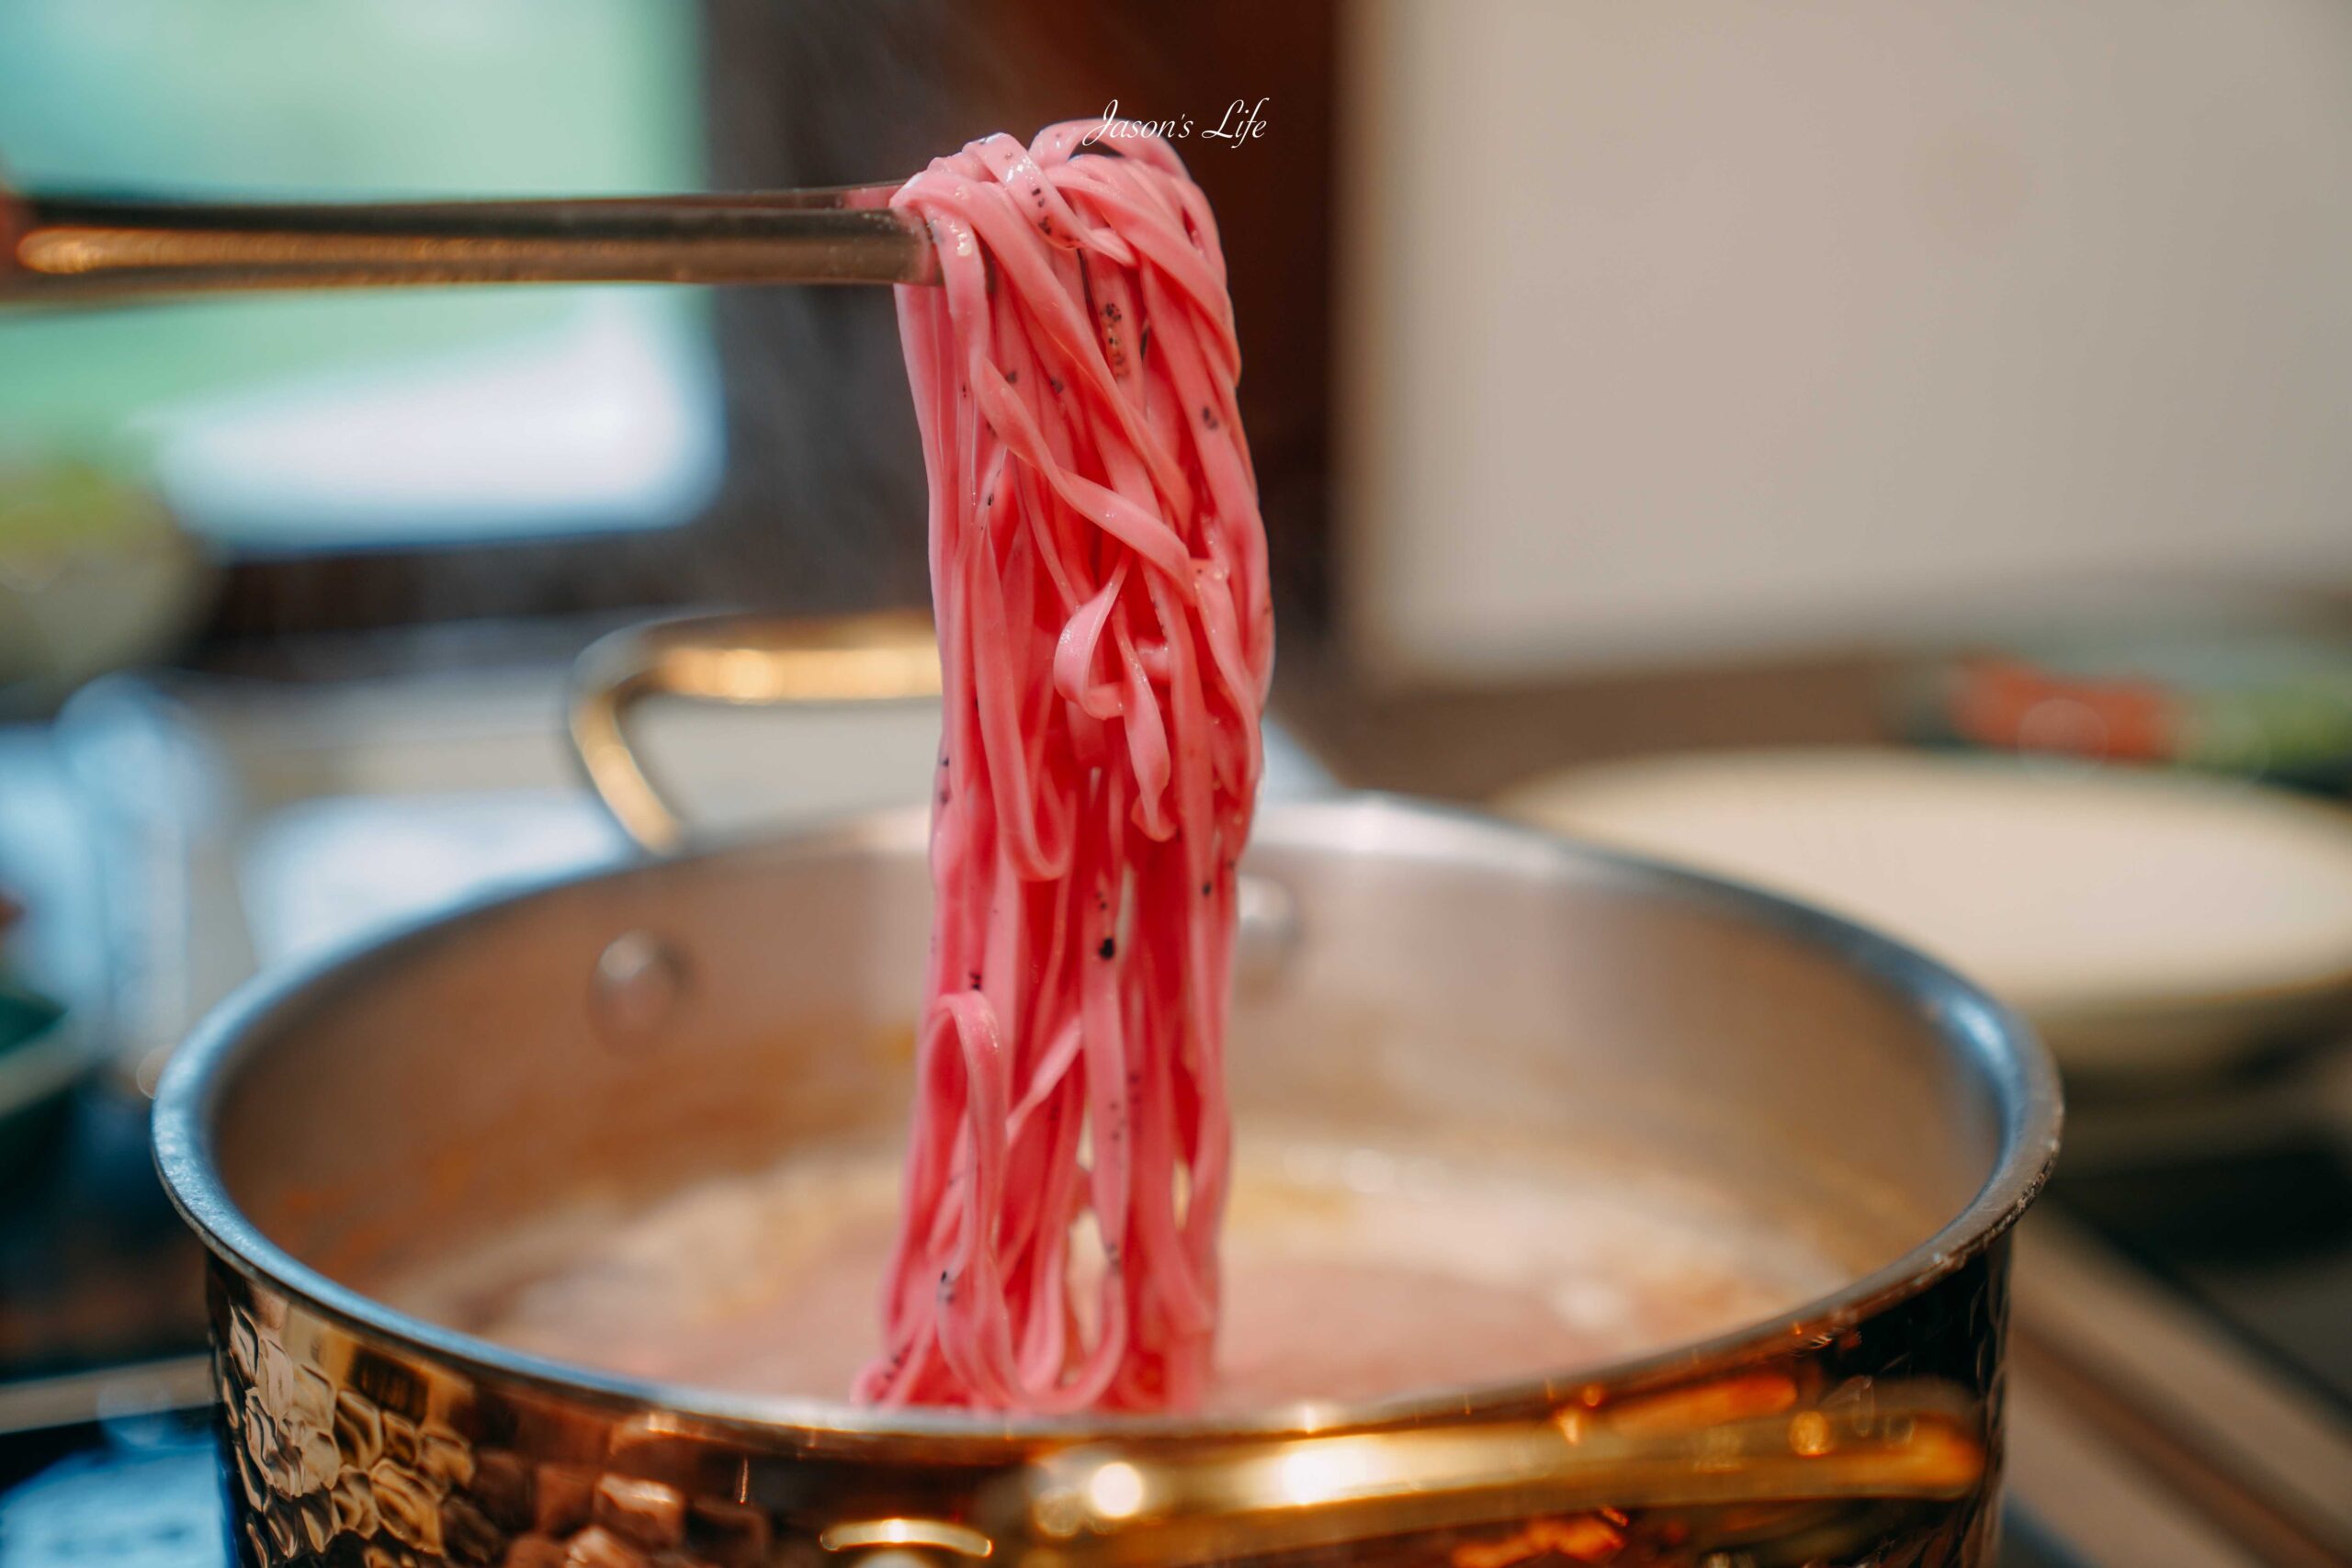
[0,1411,220,1568]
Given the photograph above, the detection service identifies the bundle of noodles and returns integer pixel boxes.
[857,121,1271,1412]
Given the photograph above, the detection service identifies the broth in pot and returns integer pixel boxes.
[384,1136,1850,1409]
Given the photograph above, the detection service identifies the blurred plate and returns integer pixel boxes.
[1498,749,2352,1078]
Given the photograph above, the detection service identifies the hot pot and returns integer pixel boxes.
[153,618,2059,1568]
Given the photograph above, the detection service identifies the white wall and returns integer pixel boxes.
[1340,0,2352,678]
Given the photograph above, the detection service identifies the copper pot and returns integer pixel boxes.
[153,619,2059,1568]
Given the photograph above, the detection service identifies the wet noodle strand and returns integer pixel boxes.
[856,122,1271,1412]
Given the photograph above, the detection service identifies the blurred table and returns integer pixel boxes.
[1279,648,1892,804]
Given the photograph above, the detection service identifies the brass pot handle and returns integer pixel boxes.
[967,1377,1984,1568]
[568,611,942,853]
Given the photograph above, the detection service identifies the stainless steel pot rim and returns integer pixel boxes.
[153,792,2062,1448]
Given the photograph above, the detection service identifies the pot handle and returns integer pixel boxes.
[568,611,941,853]
[962,1376,1984,1568]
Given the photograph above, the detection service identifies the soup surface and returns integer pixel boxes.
[384,1138,1845,1408]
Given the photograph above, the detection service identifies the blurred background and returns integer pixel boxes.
[2,4,2350,1565]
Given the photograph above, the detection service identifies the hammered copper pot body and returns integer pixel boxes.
[155,798,2059,1568]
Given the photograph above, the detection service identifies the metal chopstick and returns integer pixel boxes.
[0,185,937,305]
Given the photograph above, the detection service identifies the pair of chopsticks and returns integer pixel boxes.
[0,183,937,304]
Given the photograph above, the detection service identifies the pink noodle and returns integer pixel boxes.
[855,122,1271,1413]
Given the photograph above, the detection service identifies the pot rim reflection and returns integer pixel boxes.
[152,794,2061,1449]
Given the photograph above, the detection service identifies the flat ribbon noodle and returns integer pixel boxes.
[857,121,1271,1413]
